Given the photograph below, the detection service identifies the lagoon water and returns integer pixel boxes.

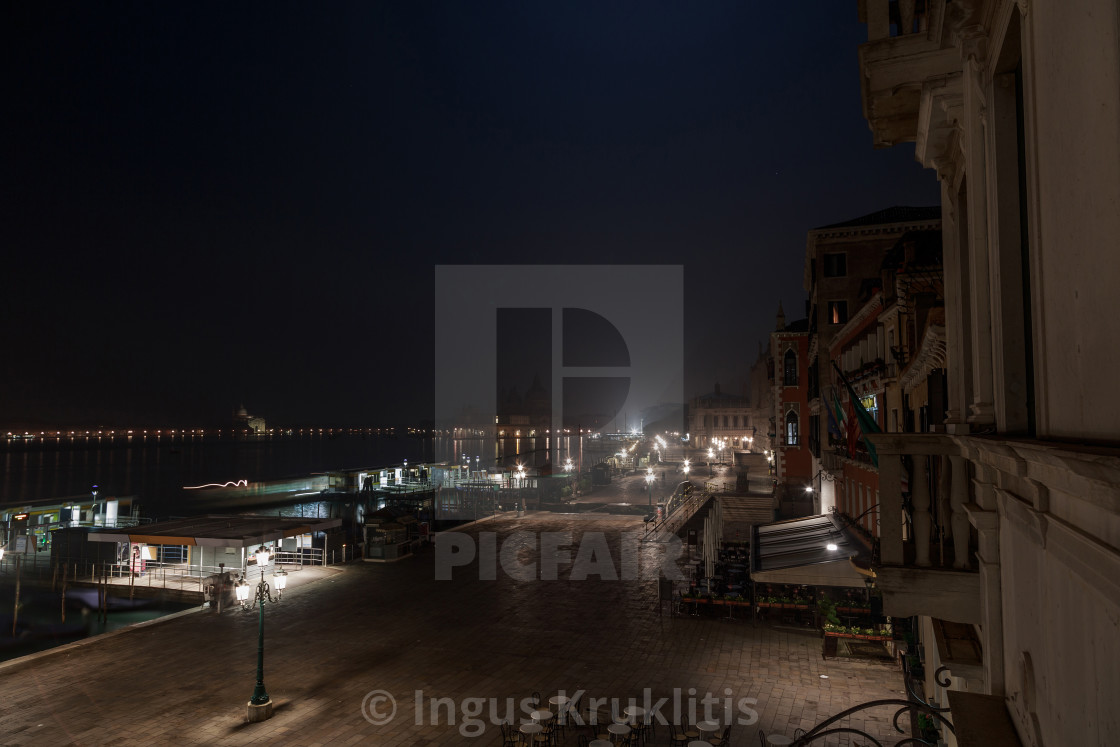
[1,433,593,518]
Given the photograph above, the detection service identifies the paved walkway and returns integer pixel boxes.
[0,514,908,745]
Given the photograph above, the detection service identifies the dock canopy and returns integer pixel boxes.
[750,514,871,587]
[87,514,341,548]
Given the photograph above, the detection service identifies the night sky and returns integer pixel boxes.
[2,2,938,429]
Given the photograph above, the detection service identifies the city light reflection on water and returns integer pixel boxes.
[1,435,593,517]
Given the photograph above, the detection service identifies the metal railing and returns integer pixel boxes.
[272,548,324,567]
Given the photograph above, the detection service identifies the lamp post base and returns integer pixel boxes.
[246,699,274,722]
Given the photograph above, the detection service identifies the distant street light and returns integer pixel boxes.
[644,468,655,506]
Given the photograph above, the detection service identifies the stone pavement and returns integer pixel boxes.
[0,513,909,746]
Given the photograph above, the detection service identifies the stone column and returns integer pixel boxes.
[912,454,932,567]
[969,474,1004,696]
[871,435,903,565]
[960,32,997,426]
[940,183,973,429]
[950,454,972,569]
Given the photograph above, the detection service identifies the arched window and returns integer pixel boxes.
[786,410,799,446]
[784,349,798,386]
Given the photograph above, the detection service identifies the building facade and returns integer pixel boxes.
[854,1,1120,745]
[770,310,812,490]
[687,384,753,451]
[804,206,942,515]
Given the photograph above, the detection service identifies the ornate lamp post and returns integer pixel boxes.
[645,468,655,506]
[239,544,280,722]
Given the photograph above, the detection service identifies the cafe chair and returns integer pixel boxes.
[668,723,691,745]
[708,724,731,745]
[500,720,525,746]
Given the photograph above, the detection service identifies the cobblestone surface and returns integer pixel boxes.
[0,513,907,745]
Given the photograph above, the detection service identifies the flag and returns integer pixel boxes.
[846,398,859,459]
[832,361,881,467]
[827,395,843,440]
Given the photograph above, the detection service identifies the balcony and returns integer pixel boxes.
[858,0,959,148]
[866,432,981,624]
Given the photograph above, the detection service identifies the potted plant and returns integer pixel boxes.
[817,595,841,628]
[916,714,939,742]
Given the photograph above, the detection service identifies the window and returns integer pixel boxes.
[828,301,848,325]
[723,415,729,428]
[861,394,879,428]
[732,415,739,428]
[823,253,847,278]
[785,410,799,446]
[783,349,798,386]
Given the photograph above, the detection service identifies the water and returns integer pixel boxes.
[0,580,195,663]
[1,433,607,517]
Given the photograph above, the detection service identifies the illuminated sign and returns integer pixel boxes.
[12,513,29,521]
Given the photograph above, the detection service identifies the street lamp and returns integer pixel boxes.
[683,459,690,477]
[644,468,655,506]
[242,544,279,722]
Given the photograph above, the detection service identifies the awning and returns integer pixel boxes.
[750,514,871,587]
[87,514,341,548]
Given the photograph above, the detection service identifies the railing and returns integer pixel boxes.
[272,548,324,567]
[650,485,711,537]
[865,0,932,41]
[867,433,975,571]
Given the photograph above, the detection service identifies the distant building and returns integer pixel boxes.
[687,383,753,451]
[746,341,772,455]
[770,307,812,490]
[803,205,942,513]
[234,404,267,435]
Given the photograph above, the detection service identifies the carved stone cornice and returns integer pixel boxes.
[901,324,948,394]
[917,73,964,177]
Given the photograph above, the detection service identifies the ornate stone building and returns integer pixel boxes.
[687,383,753,451]
[850,1,1120,744]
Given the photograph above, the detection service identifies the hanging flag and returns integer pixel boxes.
[827,395,843,440]
[832,361,881,467]
[846,398,859,459]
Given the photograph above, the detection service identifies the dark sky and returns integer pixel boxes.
[2,2,938,429]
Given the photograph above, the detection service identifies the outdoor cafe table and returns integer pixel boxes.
[589,741,613,747]
[548,694,572,724]
[548,694,571,711]
[696,720,720,739]
[607,722,631,741]
[519,722,543,741]
[622,705,646,722]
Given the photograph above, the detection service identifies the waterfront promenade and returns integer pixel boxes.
[0,513,906,745]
